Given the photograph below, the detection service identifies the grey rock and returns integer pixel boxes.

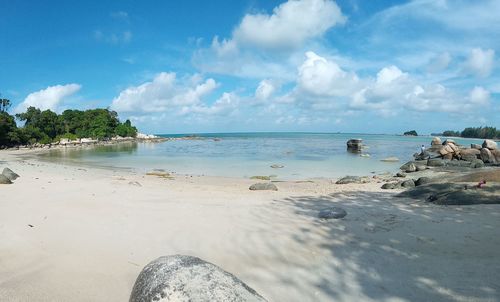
[415,177,432,186]
[335,176,361,184]
[130,255,266,302]
[381,182,401,190]
[471,144,482,150]
[471,159,485,169]
[405,163,417,173]
[401,179,415,188]
[395,172,406,178]
[442,139,456,145]
[416,164,427,171]
[249,183,278,191]
[270,164,284,169]
[400,161,416,171]
[2,168,19,181]
[427,158,447,167]
[480,148,496,164]
[0,174,12,184]
[431,137,442,145]
[318,207,347,219]
[482,139,498,150]
[414,151,431,160]
[128,181,142,187]
[347,139,363,152]
[398,183,500,205]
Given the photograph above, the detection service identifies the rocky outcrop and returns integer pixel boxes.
[415,177,432,186]
[2,168,19,181]
[459,148,480,161]
[249,183,278,191]
[480,148,497,164]
[482,139,497,150]
[130,255,266,302]
[401,179,415,188]
[346,139,363,152]
[398,183,500,205]
[318,207,347,219]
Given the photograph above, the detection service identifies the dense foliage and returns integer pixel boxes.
[403,130,418,136]
[0,103,138,147]
[440,127,499,139]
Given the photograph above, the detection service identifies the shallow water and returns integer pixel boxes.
[38,133,484,179]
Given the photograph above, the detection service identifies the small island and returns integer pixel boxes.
[403,130,418,136]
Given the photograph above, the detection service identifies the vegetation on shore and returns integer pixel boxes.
[438,126,500,139]
[0,98,137,147]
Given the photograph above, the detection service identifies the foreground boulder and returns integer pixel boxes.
[0,174,12,184]
[318,207,347,219]
[480,148,497,164]
[2,168,19,181]
[482,139,498,150]
[130,255,266,302]
[249,183,278,191]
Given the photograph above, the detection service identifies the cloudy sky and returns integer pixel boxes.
[1,0,499,134]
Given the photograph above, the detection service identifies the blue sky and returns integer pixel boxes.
[1,0,499,134]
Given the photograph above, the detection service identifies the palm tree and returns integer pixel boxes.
[0,95,11,112]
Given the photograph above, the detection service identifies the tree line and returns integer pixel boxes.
[440,126,500,139]
[0,98,137,147]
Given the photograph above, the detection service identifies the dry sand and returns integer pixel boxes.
[0,150,499,301]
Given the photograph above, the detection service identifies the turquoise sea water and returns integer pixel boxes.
[38,133,485,179]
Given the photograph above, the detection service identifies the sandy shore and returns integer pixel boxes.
[0,150,499,301]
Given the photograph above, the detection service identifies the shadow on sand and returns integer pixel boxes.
[247,191,500,301]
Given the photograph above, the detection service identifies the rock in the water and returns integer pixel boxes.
[0,174,13,184]
[471,143,482,150]
[401,179,415,188]
[431,137,442,145]
[346,139,363,152]
[249,183,278,191]
[482,139,498,150]
[381,157,399,162]
[415,177,431,186]
[270,164,284,169]
[2,168,19,181]
[427,158,447,167]
[130,255,267,302]
[318,207,347,219]
[335,176,361,184]
[480,148,497,164]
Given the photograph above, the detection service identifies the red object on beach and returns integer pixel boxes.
[477,180,486,188]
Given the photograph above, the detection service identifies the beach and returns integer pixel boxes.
[1,149,499,302]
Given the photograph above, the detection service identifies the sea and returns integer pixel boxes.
[38,133,485,179]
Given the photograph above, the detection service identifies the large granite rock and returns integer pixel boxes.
[442,139,456,145]
[431,137,442,145]
[130,255,266,302]
[459,148,480,161]
[318,207,347,219]
[2,168,19,181]
[471,143,482,150]
[249,183,278,191]
[427,158,447,167]
[0,174,12,184]
[401,179,415,188]
[480,148,497,164]
[335,176,362,184]
[482,139,498,150]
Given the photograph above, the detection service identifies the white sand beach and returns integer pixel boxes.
[1,150,499,302]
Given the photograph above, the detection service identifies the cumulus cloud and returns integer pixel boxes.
[179,92,239,116]
[15,84,81,113]
[255,80,277,101]
[233,0,345,50]
[297,51,360,97]
[469,86,490,105]
[464,48,495,78]
[111,72,218,113]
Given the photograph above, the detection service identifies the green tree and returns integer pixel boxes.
[0,111,17,146]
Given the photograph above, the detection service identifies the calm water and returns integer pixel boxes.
[38,133,485,179]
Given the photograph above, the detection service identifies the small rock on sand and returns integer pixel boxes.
[129,181,142,187]
[0,174,13,184]
[130,255,266,302]
[270,164,284,169]
[318,207,347,219]
[249,183,278,191]
[335,176,362,184]
[2,168,19,181]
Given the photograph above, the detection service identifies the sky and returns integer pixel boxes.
[0,0,499,134]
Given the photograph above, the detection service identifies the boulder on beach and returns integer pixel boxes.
[415,177,432,186]
[318,207,347,219]
[381,182,401,190]
[427,158,447,167]
[482,139,498,150]
[398,183,500,205]
[249,183,278,191]
[335,176,362,184]
[401,179,415,188]
[395,172,406,178]
[471,159,485,169]
[405,163,417,173]
[471,143,482,150]
[129,255,266,302]
[480,148,497,164]
[0,174,13,184]
[442,139,456,145]
[459,148,480,161]
[2,168,20,181]
[431,137,442,145]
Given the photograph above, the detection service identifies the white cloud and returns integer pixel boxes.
[15,84,81,113]
[255,80,277,101]
[111,72,218,113]
[233,0,345,50]
[179,92,239,116]
[297,51,360,97]
[464,48,495,78]
[469,86,490,105]
[427,52,451,73]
